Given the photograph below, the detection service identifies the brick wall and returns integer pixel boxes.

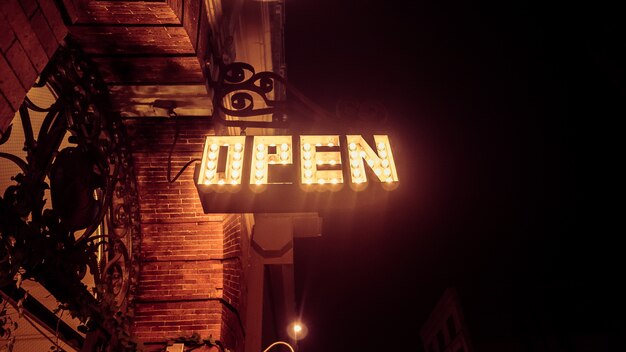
[0,0,67,134]
[1,1,252,350]
[126,117,248,351]
[221,214,248,352]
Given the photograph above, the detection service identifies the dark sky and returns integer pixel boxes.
[284,1,622,351]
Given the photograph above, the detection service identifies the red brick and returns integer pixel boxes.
[128,118,248,348]
[0,54,27,109]
[93,56,204,84]
[167,0,183,22]
[19,0,39,18]
[78,1,180,25]
[183,0,201,50]
[0,93,15,134]
[0,15,17,54]
[30,9,58,58]
[5,41,38,89]
[70,26,194,55]
[0,0,48,72]
[62,0,80,23]
[132,300,222,342]
[37,0,68,42]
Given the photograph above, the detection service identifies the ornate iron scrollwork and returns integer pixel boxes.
[211,62,390,133]
[213,62,288,129]
[0,38,140,350]
[212,62,334,130]
[216,62,287,118]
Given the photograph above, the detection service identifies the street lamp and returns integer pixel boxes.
[293,322,302,341]
[286,320,308,351]
[287,321,307,340]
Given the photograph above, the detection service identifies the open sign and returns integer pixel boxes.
[194,135,400,212]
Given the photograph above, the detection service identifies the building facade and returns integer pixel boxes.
[0,1,309,351]
[420,287,474,352]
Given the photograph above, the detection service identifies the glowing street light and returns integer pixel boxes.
[284,320,308,351]
[287,321,308,341]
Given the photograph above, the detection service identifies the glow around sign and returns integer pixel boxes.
[194,135,400,212]
[197,135,398,189]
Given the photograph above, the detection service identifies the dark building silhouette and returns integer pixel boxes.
[421,284,624,352]
[420,287,473,352]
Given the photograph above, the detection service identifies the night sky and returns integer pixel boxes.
[283,1,623,351]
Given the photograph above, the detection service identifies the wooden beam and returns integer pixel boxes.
[93,56,204,85]
[108,84,212,117]
[70,26,195,55]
